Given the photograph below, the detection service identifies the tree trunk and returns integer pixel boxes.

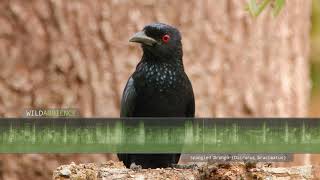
[0,0,311,179]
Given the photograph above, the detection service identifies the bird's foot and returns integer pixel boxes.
[172,164,198,170]
[129,162,142,171]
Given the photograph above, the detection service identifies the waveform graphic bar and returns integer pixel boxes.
[0,118,319,153]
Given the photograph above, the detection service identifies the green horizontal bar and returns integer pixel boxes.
[0,118,319,153]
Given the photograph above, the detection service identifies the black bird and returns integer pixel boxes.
[117,23,195,169]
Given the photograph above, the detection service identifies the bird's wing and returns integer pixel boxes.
[185,76,195,117]
[120,77,137,117]
[186,90,195,117]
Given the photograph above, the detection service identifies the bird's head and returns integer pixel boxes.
[129,23,183,62]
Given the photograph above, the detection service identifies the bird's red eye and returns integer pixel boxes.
[162,34,170,43]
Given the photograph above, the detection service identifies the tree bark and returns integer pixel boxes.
[0,0,311,117]
[0,0,311,179]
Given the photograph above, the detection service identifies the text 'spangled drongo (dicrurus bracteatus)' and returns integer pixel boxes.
[117,23,195,169]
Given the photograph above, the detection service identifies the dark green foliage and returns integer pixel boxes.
[246,0,286,17]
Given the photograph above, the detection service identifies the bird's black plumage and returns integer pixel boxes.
[117,23,195,169]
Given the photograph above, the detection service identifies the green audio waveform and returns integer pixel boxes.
[0,118,319,153]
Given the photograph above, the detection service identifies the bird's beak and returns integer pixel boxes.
[129,31,157,46]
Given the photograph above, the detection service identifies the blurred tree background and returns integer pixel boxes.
[0,0,317,179]
[0,0,312,117]
[310,0,320,116]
